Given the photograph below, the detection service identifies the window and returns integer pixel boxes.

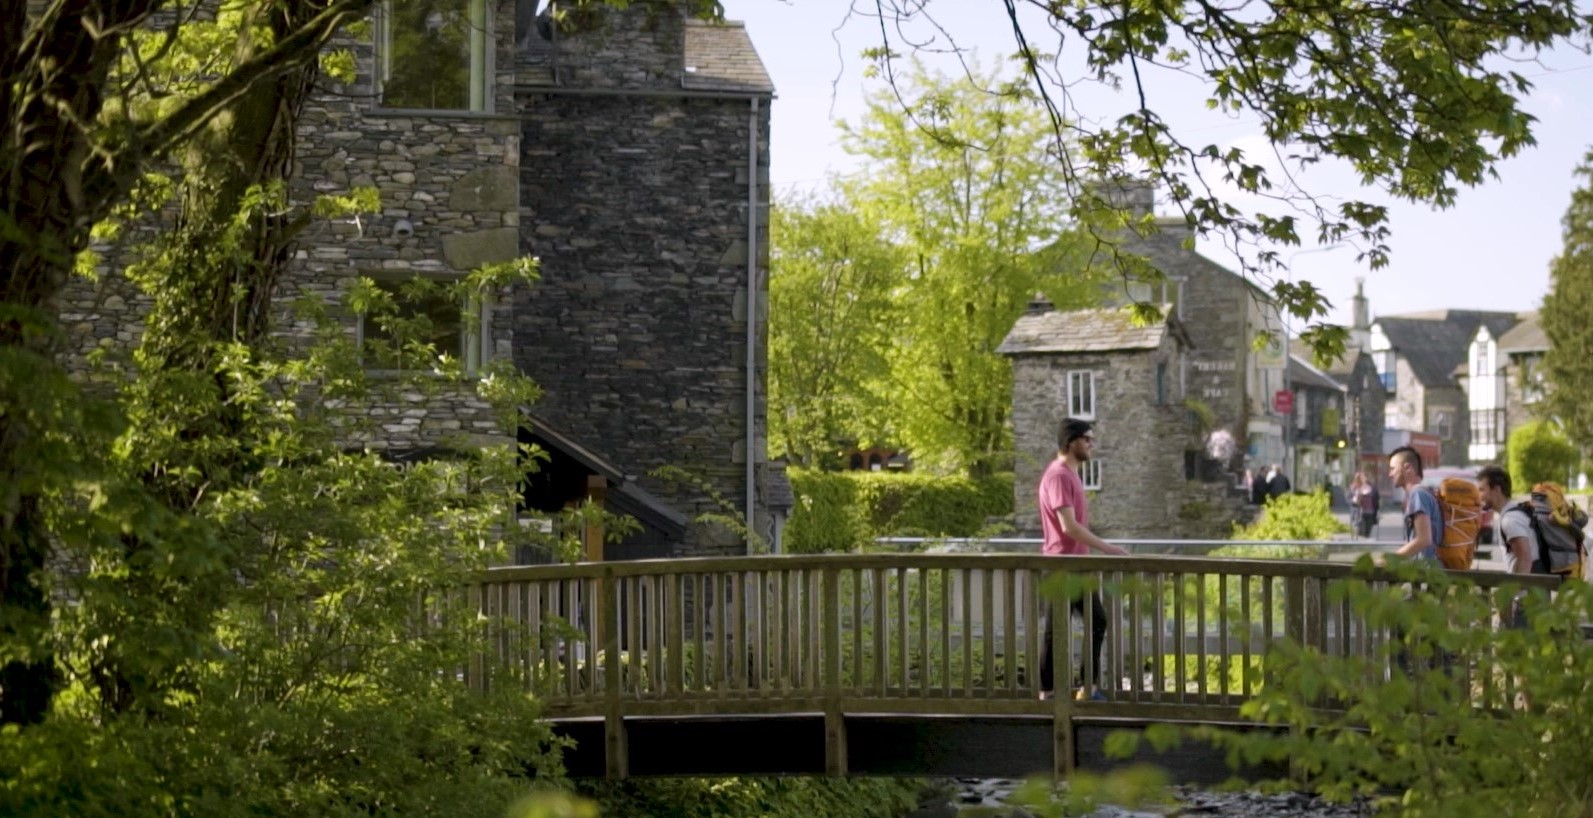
[1432,410,1453,441]
[1077,460,1101,490]
[1473,341,1492,377]
[1155,361,1167,405]
[376,0,491,111]
[359,275,483,372]
[1521,356,1545,404]
[1375,351,1396,392]
[1066,370,1096,419]
[1471,409,1503,447]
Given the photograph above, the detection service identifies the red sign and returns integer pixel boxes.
[1273,390,1294,414]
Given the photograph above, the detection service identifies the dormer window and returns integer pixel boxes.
[375,0,491,112]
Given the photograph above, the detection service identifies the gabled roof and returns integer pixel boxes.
[1288,354,1347,392]
[521,411,690,534]
[1496,311,1546,354]
[998,305,1189,356]
[681,20,774,94]
[1288,337,1358,379]
[1372,310,1521,387]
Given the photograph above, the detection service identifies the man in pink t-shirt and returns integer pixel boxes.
[1036,418,1126,701]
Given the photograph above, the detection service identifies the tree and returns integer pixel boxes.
[855,1,1589,360]
[768,197,901,468]
[837,61,1100,475]
[1540,149,1593,454]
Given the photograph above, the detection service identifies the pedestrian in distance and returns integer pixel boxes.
[1036,418,1127,703]
[1351,470,1380,539]
[1267,463,1291,499]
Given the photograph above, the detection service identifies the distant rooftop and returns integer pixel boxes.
[998,305,1185,356]
[682,19,774,95]
[1373,309,1522,386]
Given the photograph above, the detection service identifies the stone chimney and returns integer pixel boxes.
[1089,177,1156,218]
[1350,277,1371,352]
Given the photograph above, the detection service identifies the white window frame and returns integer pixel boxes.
[1066,370,1096,419]
[1077,460,1102,491]
[374,0,493,113]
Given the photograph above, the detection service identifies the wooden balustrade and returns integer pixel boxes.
[463,554,1559,722]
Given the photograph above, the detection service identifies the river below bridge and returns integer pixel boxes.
[907,779,1372,818]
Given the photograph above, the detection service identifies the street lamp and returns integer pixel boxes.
[1280,244,1346,490]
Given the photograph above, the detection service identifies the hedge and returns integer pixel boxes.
[784,469,1013,553]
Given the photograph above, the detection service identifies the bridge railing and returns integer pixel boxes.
[464,554,1560,722]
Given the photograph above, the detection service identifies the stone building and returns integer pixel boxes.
[1283,354,1348,495]
[999,303,1242,541]
[1092,182,1288,492]
[1369,310,1519,467]
[58,1,782,559]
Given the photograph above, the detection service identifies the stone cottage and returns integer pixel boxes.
[1090,182,1289,491]
[998,302,1244,541]
[58,0,783,560]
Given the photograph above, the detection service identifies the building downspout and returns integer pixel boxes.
[745,97,760,553]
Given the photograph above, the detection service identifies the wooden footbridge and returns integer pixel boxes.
[462,552,1559,782]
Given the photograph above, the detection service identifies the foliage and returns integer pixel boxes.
[768,197,901,468]
[857,1,1590,361]
[1157,559,1593,818]
[1507,419,1579,490]
[1228,490,1347,555]
[783,468,1013,553]
[831,61,1101,476]
[576,777,921,818]
[1540,150,1593,454]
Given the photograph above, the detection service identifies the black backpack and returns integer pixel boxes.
[1509,492,1588,576]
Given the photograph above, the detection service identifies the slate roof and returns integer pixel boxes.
[998,305,1187,355]
[1289,337,1357,378]
[1373,310,1521,387]
[1288,354,1346,392]
[1496,311,1546,354]
[682,20,774,95]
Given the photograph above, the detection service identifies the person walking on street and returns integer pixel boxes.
[1267,464,1291,499]
[1351,470,1380,538]
[1476,465,1535,628]
[1387,446,1440,562]
[1037,418,1127,702]
[1385,445,1453,676]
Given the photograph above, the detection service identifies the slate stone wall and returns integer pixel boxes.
[57,0,530,452]
[514,90,771,555]
[1009,332,1218,541]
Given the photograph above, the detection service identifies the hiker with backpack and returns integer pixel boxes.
[1385,446,1441,563]
[1478,466,1587,625]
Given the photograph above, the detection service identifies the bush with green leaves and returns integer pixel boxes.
[1225,489,1346,559]
[784,469,1013,552]
[1507,419,1580,491]
[1129,559,1593,817]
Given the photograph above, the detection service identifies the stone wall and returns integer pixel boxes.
[56,0,530,453]
[1009,334,1211,541]
[513,90,771,555]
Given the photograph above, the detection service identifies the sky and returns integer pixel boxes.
[721,0,1593,330]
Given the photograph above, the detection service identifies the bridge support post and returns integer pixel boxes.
[822,567,847,776]
[602,566,628,778]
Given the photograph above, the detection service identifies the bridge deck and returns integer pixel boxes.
[463,553,1560,780]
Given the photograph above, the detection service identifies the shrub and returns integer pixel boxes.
[784,469,1013,552]
[1135,560,1593,817]
[1507,419,1579,490]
